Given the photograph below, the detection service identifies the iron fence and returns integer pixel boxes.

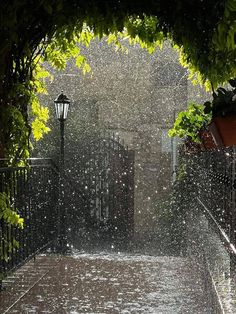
[0,134,135,283]
[180,148,236,273]
[0,159,59,284]
[175,148,236,311]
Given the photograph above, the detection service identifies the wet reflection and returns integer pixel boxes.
[0,252,210,313]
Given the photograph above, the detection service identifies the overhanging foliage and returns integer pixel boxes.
[0,1,229,95]
[0,0,234,161]
[3,0,236,264]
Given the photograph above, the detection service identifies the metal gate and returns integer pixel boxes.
[65,134,134,247]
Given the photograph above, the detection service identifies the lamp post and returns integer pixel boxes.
[54,91,70,169]
[54,91,70,252]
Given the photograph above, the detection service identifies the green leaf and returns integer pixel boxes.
[43,2,53,14]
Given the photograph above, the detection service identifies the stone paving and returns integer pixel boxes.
[0,252,212,313]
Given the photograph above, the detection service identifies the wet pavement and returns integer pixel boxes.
[0,252,211,313]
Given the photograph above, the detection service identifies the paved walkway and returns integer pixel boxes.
[0,252,211,313]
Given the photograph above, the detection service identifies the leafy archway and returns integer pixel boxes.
[1,0,233,164]
[1,0,236,263]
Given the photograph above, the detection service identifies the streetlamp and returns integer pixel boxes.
[54,91,70,253]
[54,91,70,168]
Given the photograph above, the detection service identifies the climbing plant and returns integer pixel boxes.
[168,103,212,143]
[0,0,234,251]
[0,0,230,165]
[0,191,24,264]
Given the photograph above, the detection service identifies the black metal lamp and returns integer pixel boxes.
[54,91,70,253]
[54,91,71,169]
[54,91,70,121]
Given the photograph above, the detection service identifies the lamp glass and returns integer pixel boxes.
[55,102,70,121]
[54,91,70,121]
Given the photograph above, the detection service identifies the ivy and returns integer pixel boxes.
[128,16,164,48]
[168,103,212,143]
[0,2,229,167]
[31,96,50,141]
[0,192,23,263]
[0,1,235,261]
[0,105,30,165]
[208,0,236,85]
[0,192,24,228]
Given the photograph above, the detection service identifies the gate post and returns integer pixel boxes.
[126,150,135,240]
[57,171,68,253]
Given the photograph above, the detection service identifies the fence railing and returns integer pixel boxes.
[197,197,236,266]
[0,159,59,284]
[181,148,236,273]
[174,148,236,311]
[0,135,135,281]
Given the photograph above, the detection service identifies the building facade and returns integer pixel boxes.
[36,40,209,239]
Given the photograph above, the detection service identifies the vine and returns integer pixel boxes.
[0,0,235,263]
[168,103,212,143]
[0,105,30,165]
[0,191,24,263]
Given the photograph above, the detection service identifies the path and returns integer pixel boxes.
[0,252,211,313]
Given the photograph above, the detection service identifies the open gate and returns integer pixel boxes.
[65,134,134,247]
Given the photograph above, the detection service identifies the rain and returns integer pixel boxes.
[0,38,236,313]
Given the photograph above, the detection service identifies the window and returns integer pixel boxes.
[161,129,172,153]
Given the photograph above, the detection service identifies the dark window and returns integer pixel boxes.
[151,61,187,86]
